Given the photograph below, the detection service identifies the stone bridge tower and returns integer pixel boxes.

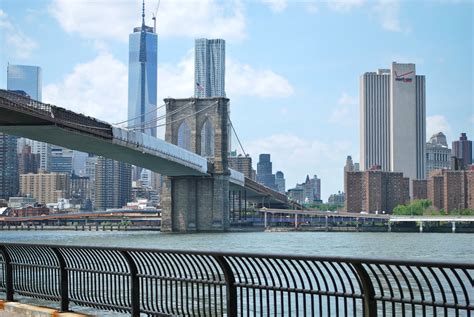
[161,97,230,232]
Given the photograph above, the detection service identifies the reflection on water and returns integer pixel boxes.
[0,230,472,261]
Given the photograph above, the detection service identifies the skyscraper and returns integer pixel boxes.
[195,38,225,98]
[95,157,132,210]
[256,154,277,190]
[275,171,286,194]
[7,64,42,100]
[50,146,74,175]
[7,64,51,171]
[128,1,158,136]
[0,133,19,199]
[452,133,473,170]
[360,62,426,183]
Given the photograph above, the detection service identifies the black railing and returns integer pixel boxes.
[0,243,472,316]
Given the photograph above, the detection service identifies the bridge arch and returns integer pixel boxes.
[199,117,214,158]
[176,120,191,151]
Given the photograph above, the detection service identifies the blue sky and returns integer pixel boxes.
[1,0,473,201]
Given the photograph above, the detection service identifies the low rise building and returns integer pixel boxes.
[328,191,345,206]
[229,154,254,179]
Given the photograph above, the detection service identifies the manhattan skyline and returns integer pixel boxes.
[0,0,472,200]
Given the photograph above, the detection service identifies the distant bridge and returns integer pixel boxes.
[0,90,292,231]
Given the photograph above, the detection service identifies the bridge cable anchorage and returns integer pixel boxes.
[130,100,219,130]
[123,99,196,130]
[229,116,247,156]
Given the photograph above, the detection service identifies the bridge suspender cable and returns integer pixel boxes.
[123,100,196,130]
[130,101,220,130]
[112,103,166,125]
[229,117,247,157]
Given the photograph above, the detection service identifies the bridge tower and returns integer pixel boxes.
[161,97,230,232]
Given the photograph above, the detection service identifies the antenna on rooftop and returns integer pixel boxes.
[142,0,146,27]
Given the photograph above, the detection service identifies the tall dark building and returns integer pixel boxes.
[0,133,19,199]
[95,157,132,210]
[256,154,277,190]
[18,144,40,174]
[452,133,472,170]
[275,171,286,194]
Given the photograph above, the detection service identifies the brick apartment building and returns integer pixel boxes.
[344,166,409,213]
[427,166,474,212]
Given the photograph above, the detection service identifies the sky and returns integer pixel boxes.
[1,0,473,201]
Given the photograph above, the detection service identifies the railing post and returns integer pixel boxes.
[121,251,140,317]
[0,246,13,301]
[214,255,237,317]
[51,247,69,312]
[353,263,377,317]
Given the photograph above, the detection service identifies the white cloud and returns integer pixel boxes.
[427,115,451,140]
[0,9,37,59]
[49,0,246,42]
[227,58,294,98]
[245,134,351,198]
[327,0,365,12]
[43,53,128,124]
[157,52,294,99]
[306,2,319,14]
[338,92,357,106]
[43,50,293,132]
[373,0,402,32]
[261,0,287,13]
[328,92,357,126]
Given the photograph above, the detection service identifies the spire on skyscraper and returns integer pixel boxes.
[142,0,146,27]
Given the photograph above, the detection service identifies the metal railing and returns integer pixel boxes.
[0,243,472,316]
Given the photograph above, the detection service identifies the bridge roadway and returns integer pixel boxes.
[0,89,289,207]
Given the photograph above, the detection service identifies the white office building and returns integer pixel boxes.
[360,62,426,184]
[426,132,451,175]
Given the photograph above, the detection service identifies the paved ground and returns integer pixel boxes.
[0,312,22,316]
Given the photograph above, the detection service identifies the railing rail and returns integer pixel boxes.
[0,243,472,316]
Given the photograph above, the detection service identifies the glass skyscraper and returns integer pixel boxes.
[127,6,158,137]
[7,64,51,172]
[7,64,42,100]
[195,38,226,98]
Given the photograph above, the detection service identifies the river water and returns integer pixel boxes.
[0,230,472,261]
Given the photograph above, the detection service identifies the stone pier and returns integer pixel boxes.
[161,97,230,232]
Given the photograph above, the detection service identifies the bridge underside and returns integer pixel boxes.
[0,124,206,177]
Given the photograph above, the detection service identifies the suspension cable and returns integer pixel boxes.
[124,99,196,130]
[130,101,219,130]
[229,117,247,156]
[112,102,167,125]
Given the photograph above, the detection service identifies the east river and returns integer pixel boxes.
[0,230,472,261]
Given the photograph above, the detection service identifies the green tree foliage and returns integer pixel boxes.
[393,200,432,216]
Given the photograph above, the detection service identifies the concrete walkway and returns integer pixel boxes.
[0,312,21,316]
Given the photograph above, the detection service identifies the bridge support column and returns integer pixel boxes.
[161,174,230,232]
